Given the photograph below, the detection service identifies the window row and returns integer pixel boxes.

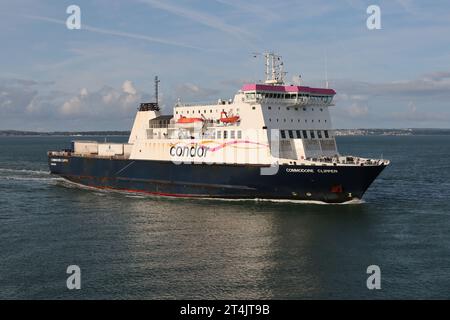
[280,130,330,140]
[245,92,332,103]
[214,130,242,139]
[176,108,238,115]
[268,106,324,112]
[269,118,327,123]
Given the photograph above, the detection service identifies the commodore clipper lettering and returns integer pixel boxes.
[48,53,389,203]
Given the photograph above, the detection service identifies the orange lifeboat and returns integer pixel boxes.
[177,116,204,124]
[219,111,240,124]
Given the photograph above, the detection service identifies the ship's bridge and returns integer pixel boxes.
[241,84,336,106]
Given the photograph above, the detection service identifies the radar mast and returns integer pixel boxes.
[254,52,287,85]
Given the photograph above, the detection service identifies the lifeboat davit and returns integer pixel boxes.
[219,111,240,124]
[177,116,204,124]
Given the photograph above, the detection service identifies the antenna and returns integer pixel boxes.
[325,50,329,89]
[138,75,161,112]
[253,52,286,85]
[154,76,160,106]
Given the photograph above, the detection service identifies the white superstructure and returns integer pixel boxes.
[72,53,382,168]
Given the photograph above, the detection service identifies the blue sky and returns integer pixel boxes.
[0,0,449,130]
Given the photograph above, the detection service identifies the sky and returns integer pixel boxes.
[0,0,449,130]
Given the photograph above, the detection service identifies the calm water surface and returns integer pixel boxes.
[0,135,449,299]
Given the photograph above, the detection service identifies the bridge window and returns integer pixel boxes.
[310,130,315,139]
[317,130,323,139]
[302,130,308,139]
[237,131,242,139]
[217,131,222,139]
[288,130,294,138]
[324,130,329,138]
[296,130,301,138]
[230,130,235,139]
[223,131,228,139]
[280,130,286,139]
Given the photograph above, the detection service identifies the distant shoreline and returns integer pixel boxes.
[1,128,450,137]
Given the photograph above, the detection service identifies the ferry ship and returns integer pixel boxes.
[48,53,389,203]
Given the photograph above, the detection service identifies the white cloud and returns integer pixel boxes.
[346,103,369,118]
[175,83,220,100]
[122,80,137,95]
[59,81,143,117]
[60,96,82,116]
[391,101,450,123]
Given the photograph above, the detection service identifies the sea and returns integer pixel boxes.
[0,135,449,299]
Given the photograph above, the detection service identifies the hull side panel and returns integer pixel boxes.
[48,156,386,203]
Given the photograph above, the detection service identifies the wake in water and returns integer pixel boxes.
[0,168,50,175]
[0,167,63,183]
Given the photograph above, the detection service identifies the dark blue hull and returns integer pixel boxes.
[48,155,387,203]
